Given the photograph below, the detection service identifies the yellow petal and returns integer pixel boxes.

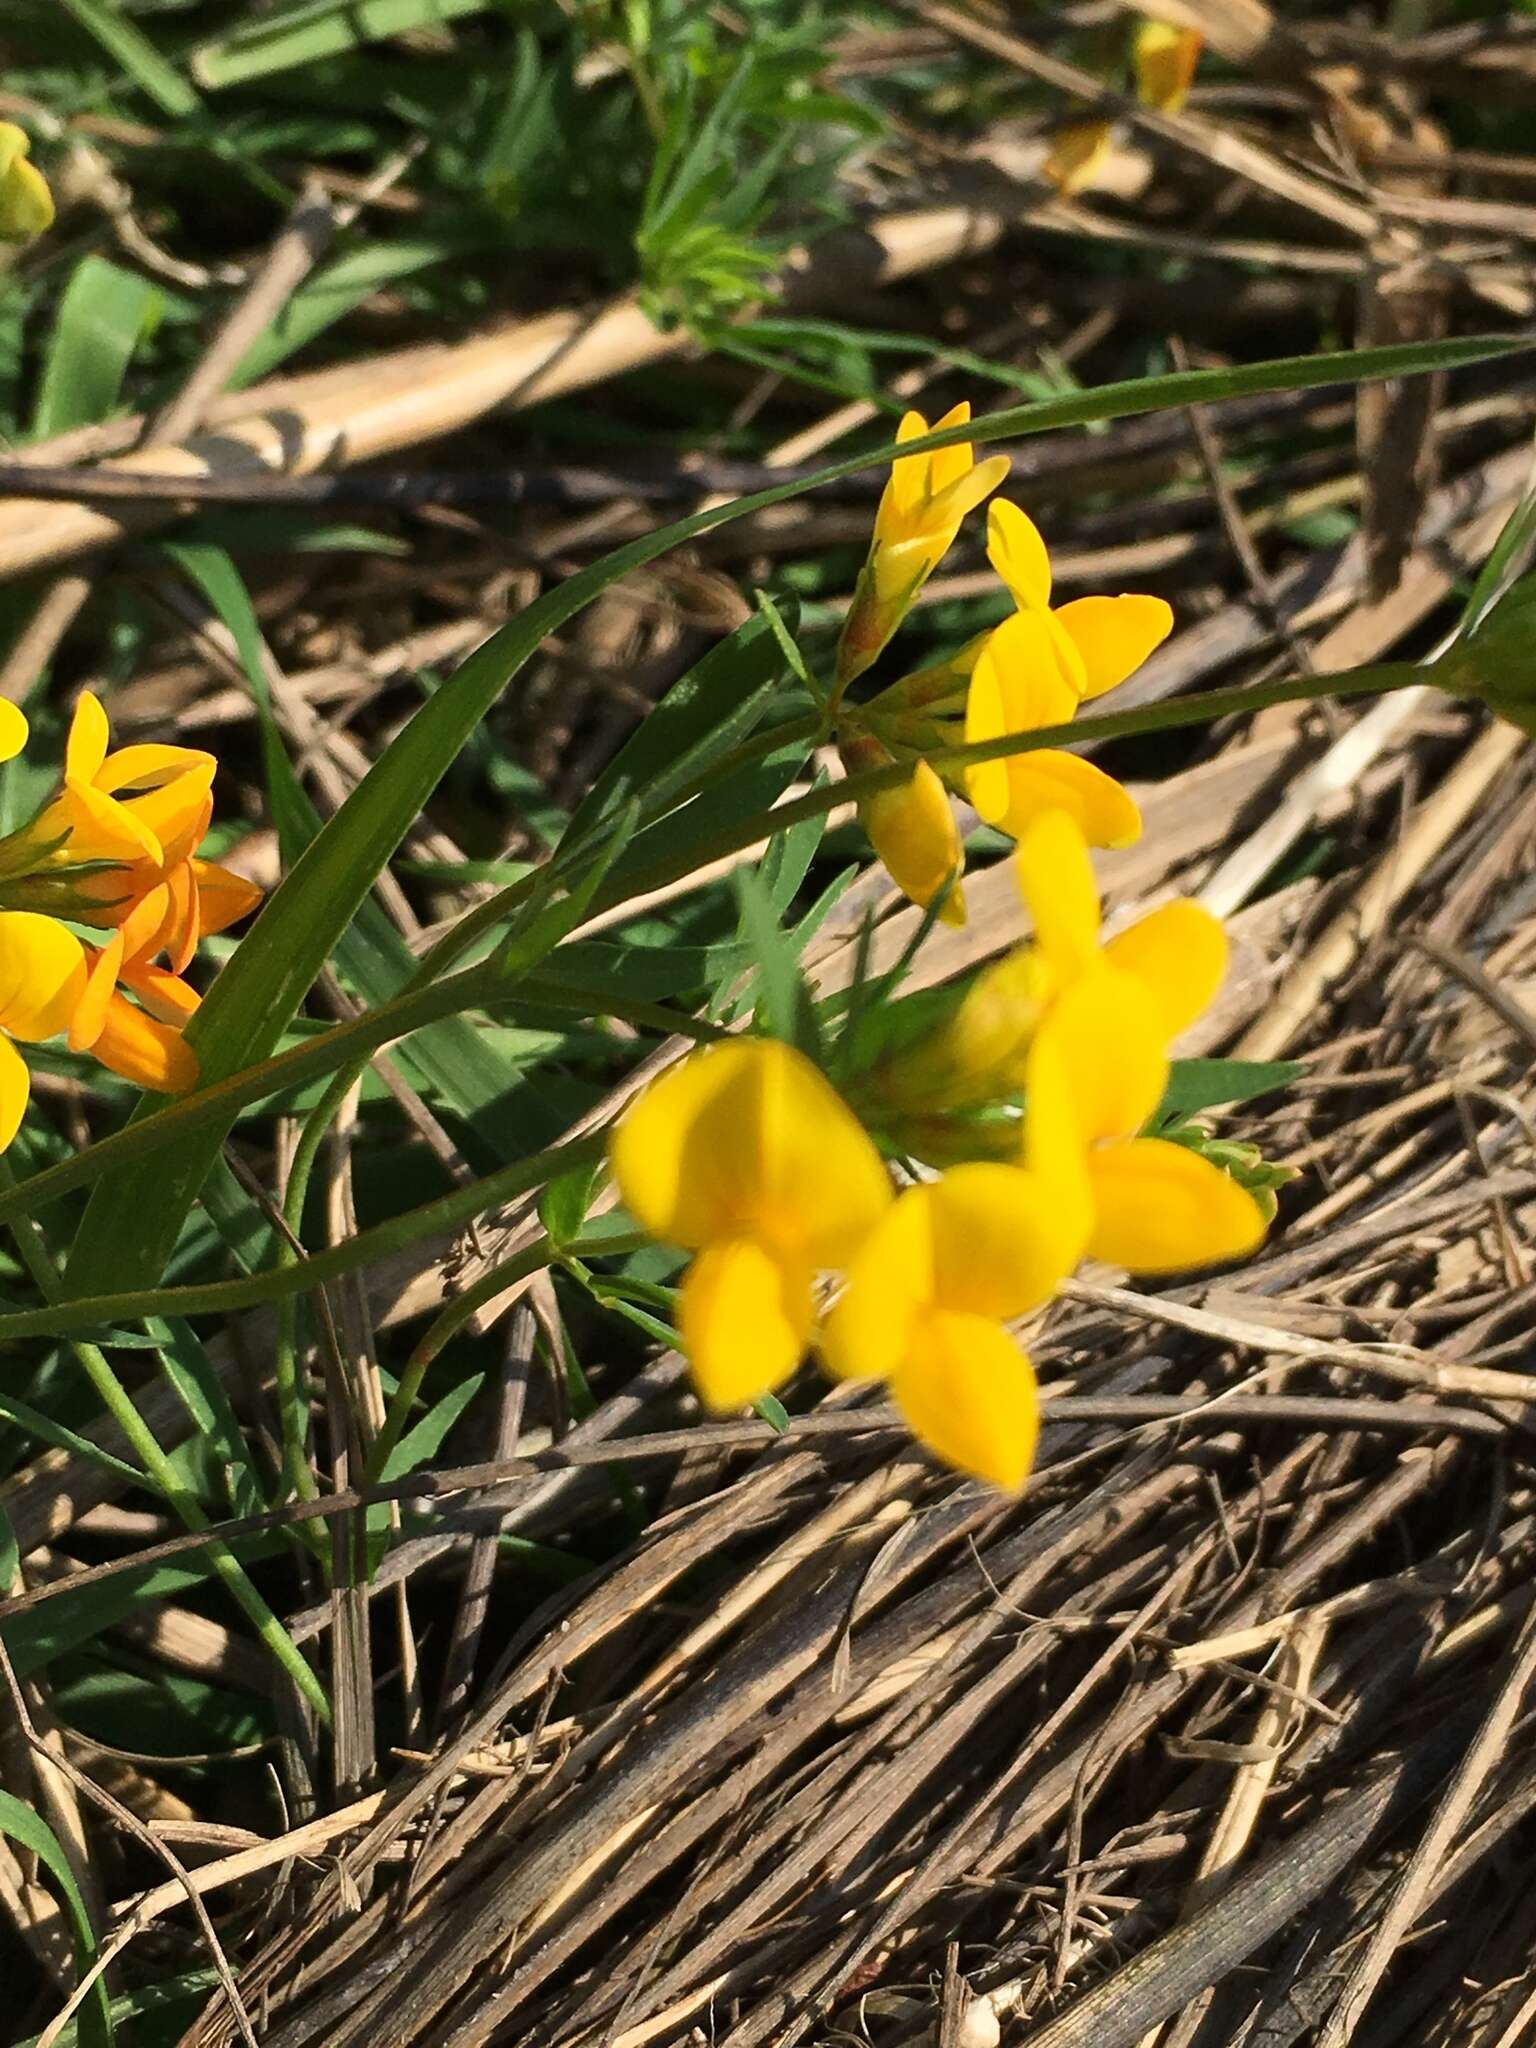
[987,500,1053,612]
[0,1034,30,1150]
[927,453,1011,534]
[58,780,162,864]
[68,934,123,1053]
[1053,595,1174,700]
[891,1308,1041,1490]
[1103,899,1227,1040]
[963,612,1084,827]
[921,1161,1085,1318]
[980,748,1141,850]
[95,743,216,794]
[610,1039,892,1262]
[1134,23,1202,114]
[192,858,263,936]
[118,880,175,964]
[928,399,974,495]
[119,955,200,1026]
[860,761,966,927]
[1014,808,1103,982]
[1086,1137,1267,1272]
[878,409,934,537]
[66,691,110,786]
[88,992,198,1094]
[1043,968,1168,1144]
[1042,121,1112,197]
[0,700,28,764]
[0,127,53,242]
[820,1194,934,1385]
[1022,1022,1096,1254]
[679,1238,814,1411]
[0,912,87,1042]
[879,947,1049,1110]
[117,767,215,870]
[162,859,199,974]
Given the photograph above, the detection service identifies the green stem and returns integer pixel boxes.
[594,658,1427,910]
[0,1164,330,1722]
[0,1132,608,1343]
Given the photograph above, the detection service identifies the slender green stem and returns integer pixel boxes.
[0,1132,608,1342]
[0,1164,330,1722]
[594,659,1427,911]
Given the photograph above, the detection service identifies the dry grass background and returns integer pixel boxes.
[4,3,1536,2044]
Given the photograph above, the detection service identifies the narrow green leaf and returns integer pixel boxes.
[1157,1057,1304,1124]
[30,256,161,441]
[0,1790,112,2047]
[191,0,489,87]
[56,0,199,116]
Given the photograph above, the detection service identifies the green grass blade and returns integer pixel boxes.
[0,1790,113,2047]
[55,0,199,117]
[191,0,490,88]
[61,331,1530,1296]
[30,256,162,442]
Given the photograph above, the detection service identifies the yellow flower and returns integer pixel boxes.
[1042,19,1202,197]
[963,610,1143,847]
[0,913,195,1152]
[1134,22,1203,114]
[987,501,1174,703]
[610,1039,893,1412]
[1029,974,1266,1272]
[1013,808,1268,1272]
[858,756,967,928]
[35,692,261,986]
[0,124,53,242]
[837,404,1010,686]
[821,1145,1087,1490]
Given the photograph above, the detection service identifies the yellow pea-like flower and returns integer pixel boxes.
[31,691,261,989]
[837,404,1010,687]
[1134,22,1203,115]
[0,124,53,243]
[610,1039,893,1412]
[821,1154,1087,1491]
[963,611,1143,848]
[859,757,967,928]
[987,501,1174,702]
[1028,974,1266,1273]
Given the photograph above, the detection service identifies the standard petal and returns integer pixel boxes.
[820,1194,932,1386]
[891,1308,1041,1491]
[1104,899,1227,1040]
[1053,595,1174,700]
[610,1039,890,1261]
[0,1034,30,1152]
[58,779,161,864]
[1014,808,1103,982]
[990,749,1142,850]
[923,1162,1084,1318]
[191,858,263,936]
[65,691,110,785]
[1087,1138,1268,1272]
[928,453,1010,533]
[68,934,123,1053]
[0,700,27,764]
[860,761,966,927]
[679,1238,814,1411]
[878,410,933,535]
[987,500,1052,611]
[1043,969,1168,1144]
[88,992,198,1094]
[0,912,87,1042]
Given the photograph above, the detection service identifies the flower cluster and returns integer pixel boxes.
[832,406,1172,930]
[0,692,260,1149]
[1044,19,1204,198]
[611,808,1269,1492]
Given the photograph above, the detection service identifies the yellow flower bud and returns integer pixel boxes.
[0,125,54,242]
